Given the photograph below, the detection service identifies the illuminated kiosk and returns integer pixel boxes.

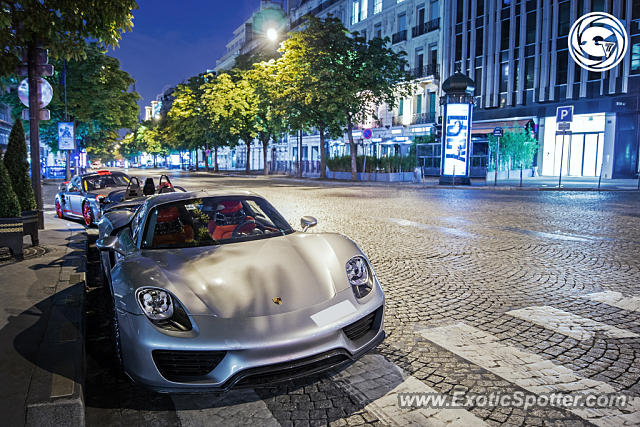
[439,72,475,185]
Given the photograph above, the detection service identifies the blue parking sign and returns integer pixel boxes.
[556,106,573,123]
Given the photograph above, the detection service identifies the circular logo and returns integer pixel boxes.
[569,12,628,72]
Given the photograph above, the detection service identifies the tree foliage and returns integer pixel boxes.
[0,158,21,218]
[1,0,138,77]
[3,119,35,211]
[0,45,139,156]
[488,124,538,171]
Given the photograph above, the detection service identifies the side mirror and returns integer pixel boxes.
[300,216,318,232]
[96,236,126,256]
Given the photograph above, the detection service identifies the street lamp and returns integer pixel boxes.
[266,27,278,41]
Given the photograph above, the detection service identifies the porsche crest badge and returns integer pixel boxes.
[272,297,282,305]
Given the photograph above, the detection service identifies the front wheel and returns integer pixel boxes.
[55,200,63,218]
[83,202,94,226]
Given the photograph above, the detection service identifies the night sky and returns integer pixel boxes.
[110,0,263,117]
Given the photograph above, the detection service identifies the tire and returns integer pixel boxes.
[55,200,63,218]
[83,202,94,226]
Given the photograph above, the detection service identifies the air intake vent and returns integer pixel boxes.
[153,350,226,381]
[342,307,381,341]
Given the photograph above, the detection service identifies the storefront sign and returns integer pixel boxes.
[441,103,471,176]
[569,12,628,72]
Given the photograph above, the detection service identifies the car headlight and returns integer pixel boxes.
[136,287,174,320]
[346,256,373,298]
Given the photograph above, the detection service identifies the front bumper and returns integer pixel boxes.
[117,291,385,392]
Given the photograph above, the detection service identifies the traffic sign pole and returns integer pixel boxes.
[27,44,44,229]
[558,132,566,188]
[494,136,500,186]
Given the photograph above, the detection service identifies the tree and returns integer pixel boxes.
[202,72,258,174]
[0,45,139,156]
[335,33,413,180]
[0,160,21,218]
[1,1,138,77]
[4,120,36,212]
[247,60,286,175]
[488,124,538,172]
[275,16,347,178]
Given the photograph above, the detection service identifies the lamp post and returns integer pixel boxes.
[439,71,475,185]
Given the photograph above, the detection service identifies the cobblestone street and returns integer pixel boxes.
[83,175,640,426]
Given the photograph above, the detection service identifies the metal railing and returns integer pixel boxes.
[392,30,407,44]
[411,112,436,125]
[411,18,440,38]
[410,63,439,79]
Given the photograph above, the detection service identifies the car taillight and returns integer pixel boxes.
[96,194,107,203]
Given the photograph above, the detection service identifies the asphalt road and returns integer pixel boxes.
[83,171,640,426]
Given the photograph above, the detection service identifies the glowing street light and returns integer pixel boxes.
[266,27,278,41]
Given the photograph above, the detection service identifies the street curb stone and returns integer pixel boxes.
[25,232,86,427]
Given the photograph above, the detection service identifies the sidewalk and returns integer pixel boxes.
[0,204,87,426]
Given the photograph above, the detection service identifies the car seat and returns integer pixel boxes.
[143,178,155,196]
[152,206,194,246]
[207,200,255,240]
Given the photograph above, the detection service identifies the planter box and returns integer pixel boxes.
[0,217,24,260]
[22,210,39,246]
[486,168,535,181]
[327,170,415,182]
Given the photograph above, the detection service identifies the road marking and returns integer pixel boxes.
[171,389,280,426]
[333,354,488,426]
[506,306,639,340]
[584,291,640,313]
[420,322,640,426]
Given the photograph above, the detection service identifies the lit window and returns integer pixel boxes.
[399,99,404,116]
[352,0,361,24]
[374,0,382,14]
[361,0,368,20]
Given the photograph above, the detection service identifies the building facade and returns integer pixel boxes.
[286,0,444,175]
[0,101,11,153]
[444,0,640,179]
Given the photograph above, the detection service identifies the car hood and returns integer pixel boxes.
[138,233,359,318]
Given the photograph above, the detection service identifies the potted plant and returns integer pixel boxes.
[4,120,38,246]
[0,159,23,259]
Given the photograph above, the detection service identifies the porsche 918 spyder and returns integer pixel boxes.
[96,190,385,392]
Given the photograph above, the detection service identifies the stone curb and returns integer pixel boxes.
[25,232,86,427]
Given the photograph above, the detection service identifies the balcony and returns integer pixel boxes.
[411,18,440,38]
[391,30,407,44]
[411,112,436,125]
[411,63,439,79]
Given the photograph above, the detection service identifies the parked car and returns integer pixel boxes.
[98,174,186,215]
[96,190,385,392]
[54,170,131,226]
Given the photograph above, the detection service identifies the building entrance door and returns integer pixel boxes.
[554,131,603,177]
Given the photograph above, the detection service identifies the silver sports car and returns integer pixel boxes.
[96,190,385,392]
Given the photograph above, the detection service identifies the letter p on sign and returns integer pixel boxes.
[556,106,574,123]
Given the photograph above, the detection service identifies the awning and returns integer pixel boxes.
[471,119,534,135]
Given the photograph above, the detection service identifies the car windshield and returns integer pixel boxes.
[141,196,293,249]
[83,174,129,191]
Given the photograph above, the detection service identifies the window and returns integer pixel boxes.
[474,67,482,96]
[500,63,509,93]
[352,0,361,24]
[398,13,406,31]
[430,0,439,21]
[416,94,422,114]
[361,0,368,21]
[374,23,382,38]
[455,35,462,61]
[558,1,570,36]
[374,0,382,14]
[416,48,424,69]
[526,12,536,44]
[477,0,484,16]
[417,6,425,24]
[429,92,436,114]
[556,50,568,85]
[398,99,404,116]
[456,0,463,23]
[525,58,534,89]
[632,37,640,74]
[430,45,437,65]
[361,29,367,40]
[476,28,483,55]
[501,19,509,51]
